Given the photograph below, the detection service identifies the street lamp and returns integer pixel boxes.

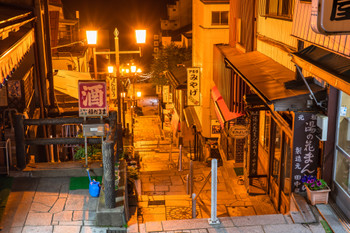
[135,30,146,43]
[86,28,146,156]
[86,30,98,79]
[86,30,97,44]
[107,65,114,74]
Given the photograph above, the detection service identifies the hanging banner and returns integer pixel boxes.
[156,85,162,94]
[249,111,259,177]
[78,81,108,117]
[109,77,117,100]
[163,85,169,103]
[187,67,200,106]
[292,112,319,192]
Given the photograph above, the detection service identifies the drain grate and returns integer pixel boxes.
[148,200,165,205]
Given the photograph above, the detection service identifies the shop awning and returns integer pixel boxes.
[183,106,202,132]
[291,45,350,96]
[224,51,325,111]
[54,70,92,99]
[166,60,191,89]
[0,28,35,87]
[211,86,243,127]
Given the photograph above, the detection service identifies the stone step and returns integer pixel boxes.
[9,162,103,177]
[291,193,316,223]
[139,194,192,202]
[317,204,349,233]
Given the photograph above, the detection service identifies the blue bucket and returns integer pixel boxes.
[87,168,101,197]
[89,180,101,197]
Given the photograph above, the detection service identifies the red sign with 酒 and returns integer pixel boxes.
[78,81,108,117]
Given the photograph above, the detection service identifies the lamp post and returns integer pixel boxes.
[121,92,126,129]
[86,28,146,158]
[136,91,142,107]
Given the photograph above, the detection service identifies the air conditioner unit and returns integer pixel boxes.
[316,114,328,141]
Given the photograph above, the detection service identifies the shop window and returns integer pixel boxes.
[335,91,350,196]
[335,150,350,195]
[212,11,229,25]
[259,0,294,20]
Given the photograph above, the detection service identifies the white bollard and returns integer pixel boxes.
[209,159,220,225]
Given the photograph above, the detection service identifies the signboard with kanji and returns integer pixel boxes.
[311,0,350,34]
[78,81,108,117]
[249,111,259,177]
[187,67,200,106]
[163,85,169,103]
[292,112,319,192]
[109,77,117,100]
[156,85,162,94]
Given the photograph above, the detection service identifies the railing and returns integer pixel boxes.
[191,159,220,224]
[192,170,211,218]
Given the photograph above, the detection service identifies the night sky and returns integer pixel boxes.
[61,0,168,69]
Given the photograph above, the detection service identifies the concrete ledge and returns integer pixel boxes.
[96,189,126,227]
[12,162,103,177]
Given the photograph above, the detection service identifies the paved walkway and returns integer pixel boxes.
[126,112,327,232]
[1,177,124,233]
[128,214,326,233]
[0,104,328,233]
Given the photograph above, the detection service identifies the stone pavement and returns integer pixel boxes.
[0,104,328,233]
[127,113,327,232]
[1,177,125,233]
[130,114,277,223]
[128,214,326,233]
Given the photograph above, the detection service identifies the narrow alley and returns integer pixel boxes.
[127,97,277,226]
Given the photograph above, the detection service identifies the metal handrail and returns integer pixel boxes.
[194,171,211,201]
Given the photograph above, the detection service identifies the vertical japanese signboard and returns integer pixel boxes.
[163,85,169,103]
[156,85,162,95]
[109,77,117,100]
[187,67,200,106]
[292,112,319,192]
[249,111,259,177]
[78,81,108,117]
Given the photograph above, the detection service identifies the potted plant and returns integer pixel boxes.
[301,175,330,205]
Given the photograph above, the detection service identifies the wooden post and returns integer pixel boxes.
[14,113,26,169]
[102,140,116,208]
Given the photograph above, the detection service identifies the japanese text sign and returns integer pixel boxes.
[163,85,169,103]
[249,111,259,177]
[187,68,200,106]
[109,77,117,100]
[311,0,350,34]
[78,81,108,117]
[292,112,319,192]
